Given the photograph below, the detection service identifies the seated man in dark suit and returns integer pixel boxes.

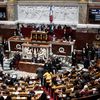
[5,91,12,100]
[0,91,4,100]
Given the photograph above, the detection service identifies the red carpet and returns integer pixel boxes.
[42,87,54,100]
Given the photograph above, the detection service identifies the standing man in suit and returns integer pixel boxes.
[83,57,90,69]
[0,52,4,69]
[63,28,69,41]
[85,43,90,59]
[36,67,44,85]
[82,48,86,61]
[71,49,77,66]
[90,46,95,60]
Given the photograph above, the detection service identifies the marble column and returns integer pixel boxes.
[8,41,11,52]
[34,48,37,57]
[7,0,16,20]
[79,2,88,24]
[46,47,49,60]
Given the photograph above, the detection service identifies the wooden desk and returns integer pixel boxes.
[51,40,75,56]
[12,96,35,100]
[8,36,75,57]
[18,61,44,73]
[11,91,29,96]
[12,97,27,100]
[8,36,31,52]
[52,84,65,89]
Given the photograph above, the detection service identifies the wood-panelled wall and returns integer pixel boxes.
[0,28,97,50]
[75,32,96,49]
[0,28,15,40]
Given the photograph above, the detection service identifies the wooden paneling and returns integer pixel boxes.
[0,26,97,51]
[0,28,15,39]
[8,36,31,51]
[75,32,96,49]
[10,41,23,51]
[21,27,32,38]
[52,44,71,56]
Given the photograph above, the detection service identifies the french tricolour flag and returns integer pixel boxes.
[49,6,53,23]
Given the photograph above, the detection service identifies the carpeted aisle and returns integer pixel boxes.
[42,86,54,100]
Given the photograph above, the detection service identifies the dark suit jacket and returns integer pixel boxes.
[38,92,47,100]
[0,53,3,61]
[0,96,4,100]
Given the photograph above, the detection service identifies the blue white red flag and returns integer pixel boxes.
[49,6,53,23]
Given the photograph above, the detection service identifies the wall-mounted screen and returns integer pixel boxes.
[92,0,100,2]
[0,7,7,20]
[89,8,100,24]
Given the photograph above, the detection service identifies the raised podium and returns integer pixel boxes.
[31,31,48,41]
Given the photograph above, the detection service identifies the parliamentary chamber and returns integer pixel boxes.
[0,0,100,72]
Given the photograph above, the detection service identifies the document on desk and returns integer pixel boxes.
[35,90,43,95]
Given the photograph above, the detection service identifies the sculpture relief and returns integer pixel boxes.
[17,5,79,24]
